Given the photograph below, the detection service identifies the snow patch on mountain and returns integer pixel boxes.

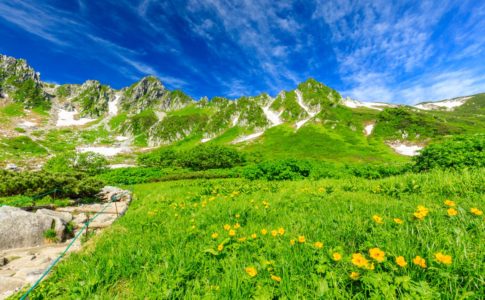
[231,131,264,144]
[295,90,318,129]
[364,123,375,136]
[108,94,120,116]
[387,142,423,156]
[56,109,95,127]
[262,102,283,126]
[343,98,396,111]
[77,146,131,156]
[414,96,470,111]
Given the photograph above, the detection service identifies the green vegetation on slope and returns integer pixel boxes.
[22,169,484,299]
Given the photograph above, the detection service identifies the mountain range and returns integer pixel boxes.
[1,54,484,168]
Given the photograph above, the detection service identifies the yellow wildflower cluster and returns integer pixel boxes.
[332,252,342,261]
[444,200,455,207]
[369,248,386,262]
[435,252,452,265]
[470,207,483,216]
[245,266,257,277]
[395,256,407,267]
[412,256,427,268]
[372,215,384,224]
[413,205,429,220]
[447,208,458,216]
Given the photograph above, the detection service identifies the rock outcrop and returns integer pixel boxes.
[0,207,66,250]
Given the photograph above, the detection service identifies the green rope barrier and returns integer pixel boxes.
[19,198,116,300]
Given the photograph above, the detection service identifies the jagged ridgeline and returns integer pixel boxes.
[0,53,484,162]
[0,55,49,108]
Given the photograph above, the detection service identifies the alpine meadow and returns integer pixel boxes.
[0,1,484,299]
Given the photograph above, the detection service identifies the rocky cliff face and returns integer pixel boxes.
[0,55,48,107]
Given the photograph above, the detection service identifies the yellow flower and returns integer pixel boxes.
[369,248,386,262]
[223,224,231,231]
[278,227,285,235]
[435,252,452,265]
[395,256,407,267]
[271,230,278,237]
[229,229,236,237]
[350,272,360,280]
[245,266,257,277]
[365,262,375,270]
[413,205,429,220]
[251,233,257,239]
[290,239,295,246]
[270,275,282,282]
[414,205,429,220]
[234,223,241,229]
[444,200,455,207]
[298,236,306,243]
[393,218,404,224]
[261,229,268,235]
[351,253,369,268]
[447,208,458,216]
[211,232,219,239]
[332,252,342,261]
[235,214,240,218]
[372,215,384,224]
[470,208,483,216]
[412,256,427,268]
[314,241,324,249]
[217,244,224,251]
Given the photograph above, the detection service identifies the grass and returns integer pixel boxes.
[20,168,485,299]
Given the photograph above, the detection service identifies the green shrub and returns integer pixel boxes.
[43,152,108,175]
[243,159,312,180]
[0,170,105,199]
[347,164,411,179]
[137,148,178,168]
[413,134,485,171]
[96,167,167,185]
[179,145,245,170]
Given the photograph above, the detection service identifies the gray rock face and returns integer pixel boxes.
[36,209,73,224]
[97,186,132,203]
[121,76,167,113]
[0,206,66,250]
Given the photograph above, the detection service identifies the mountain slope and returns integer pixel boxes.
[0,53,483,168]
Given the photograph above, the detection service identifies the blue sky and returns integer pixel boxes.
[1,0,484,104]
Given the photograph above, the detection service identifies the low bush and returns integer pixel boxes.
[96,167,167,185]
[138,145,246,171]
[0,170,105,199]
[243,159,312,180]
[413,134,484,172]
[43,152,108,175]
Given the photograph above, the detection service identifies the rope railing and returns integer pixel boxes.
[19,197,116,300]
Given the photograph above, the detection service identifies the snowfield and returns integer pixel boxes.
[387,142,423,156]
[295,90,318,129]
[77,146,130,156]
[364,123,375,136]
[414,96,470,111]
[342,98,396,111]
[231,131,264,144]
[56,109,95,127]
[108,94,121,116]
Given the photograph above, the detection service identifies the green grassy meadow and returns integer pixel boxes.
[22,169,485,299]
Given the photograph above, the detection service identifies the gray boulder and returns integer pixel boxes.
[36,209,73,224]
[0,206,66,250]
[97,186,132,203]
